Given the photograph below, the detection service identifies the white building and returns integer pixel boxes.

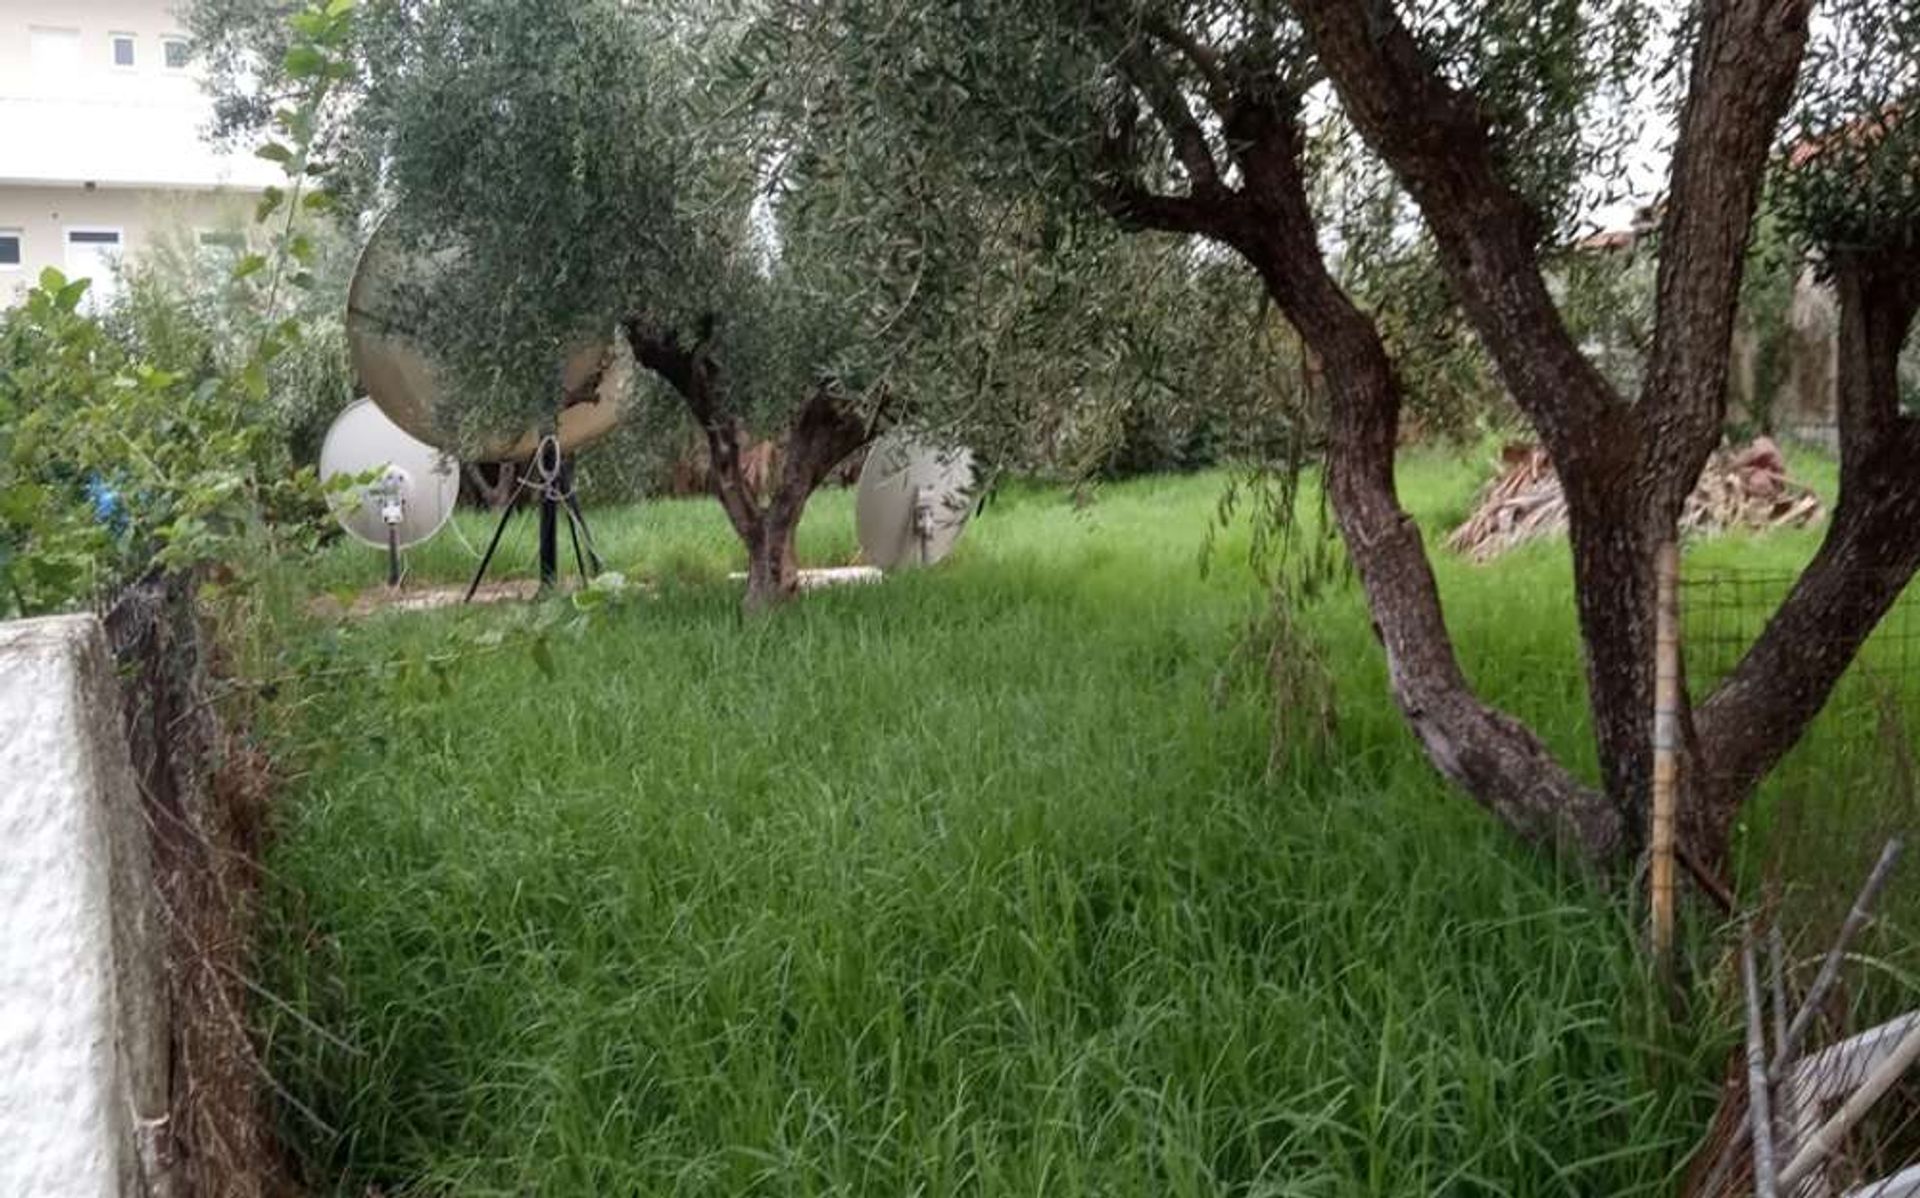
[0,0,279,309]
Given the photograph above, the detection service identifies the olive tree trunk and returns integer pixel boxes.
[621,314,873,612]
[1097,0,1920,870]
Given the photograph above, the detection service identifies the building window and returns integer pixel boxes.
[0,231,21,269]
[163,37,192,70]
[112,34,136,68]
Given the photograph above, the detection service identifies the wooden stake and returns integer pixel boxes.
[1651,540,1680,982]
[1744,936,1781,1198]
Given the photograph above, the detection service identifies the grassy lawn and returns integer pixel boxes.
[258,446,1912,1195]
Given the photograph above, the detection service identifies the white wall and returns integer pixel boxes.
[0,614,169,1198]
[0,0,277,305]
[0,0,268,99]
[0,184,257,306]
[0,0,280,187]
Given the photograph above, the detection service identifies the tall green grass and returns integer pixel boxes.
[261,449,1909,1195]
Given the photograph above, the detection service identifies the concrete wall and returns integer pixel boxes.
[0,183,257,306]
[0,614,169,1198]
[0,0,201,87]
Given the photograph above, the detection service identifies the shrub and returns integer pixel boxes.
[0,270,326,616]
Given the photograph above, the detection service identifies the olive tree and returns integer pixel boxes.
[764,0,1920,868]
[192,0,1305,608]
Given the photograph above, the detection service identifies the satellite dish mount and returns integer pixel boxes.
[463,429,602,601]
[372,467,408,587]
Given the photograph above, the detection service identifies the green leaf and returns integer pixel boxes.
[282,45,329,80]
[256,141,296,165]
[255,187,285,222]
[231,254,269,282]
[289,10,329,40]
[240,359,269,399]
[529,635,556,680]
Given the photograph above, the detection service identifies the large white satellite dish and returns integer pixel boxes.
[346,218,629,460]
[856,433,977,571]
[320,398,459,584]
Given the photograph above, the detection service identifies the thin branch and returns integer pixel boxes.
[1142,15,1233,117]
[1114,41,1223,195]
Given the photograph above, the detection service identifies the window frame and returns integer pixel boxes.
[109,32,137,69]
[66,227,125,250]
[161,35,191,71]
[0,229,23,271]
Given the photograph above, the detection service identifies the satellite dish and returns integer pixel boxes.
[346,218,629,461]
[320,398,459,584]
[856,433,976,571]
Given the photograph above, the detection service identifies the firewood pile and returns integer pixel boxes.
[1446,437,1824,563]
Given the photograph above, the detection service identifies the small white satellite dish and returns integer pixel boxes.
[346,217,629,460]
[856,433,977,571]
[320,398,459,584]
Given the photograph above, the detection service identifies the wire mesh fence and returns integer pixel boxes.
[1680,567,1920,1197]
[1681,567,1919,926]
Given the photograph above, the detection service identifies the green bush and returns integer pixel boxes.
[0,270,326,616]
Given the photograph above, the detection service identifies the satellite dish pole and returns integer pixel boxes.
[383,490,402,588]
[536,405,561,590]
[460,379,603,601]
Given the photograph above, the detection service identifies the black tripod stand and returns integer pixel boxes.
[463,434,601,602]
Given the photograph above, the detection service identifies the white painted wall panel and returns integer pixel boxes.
[0,614,168,1198]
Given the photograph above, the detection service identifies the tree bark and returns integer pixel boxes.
[1229,132,1626,861]
[742,517,802,612]
[464,462,520,511]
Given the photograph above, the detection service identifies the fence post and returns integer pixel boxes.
[1651,540,1680,984]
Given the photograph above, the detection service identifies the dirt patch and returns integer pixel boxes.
[305,579,553,619]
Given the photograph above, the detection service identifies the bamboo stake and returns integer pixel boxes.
[1770,925,1792,1062]
[1745,936,1781,1198]
[1770,925,1800,1169]
[1651,540,1680,983]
